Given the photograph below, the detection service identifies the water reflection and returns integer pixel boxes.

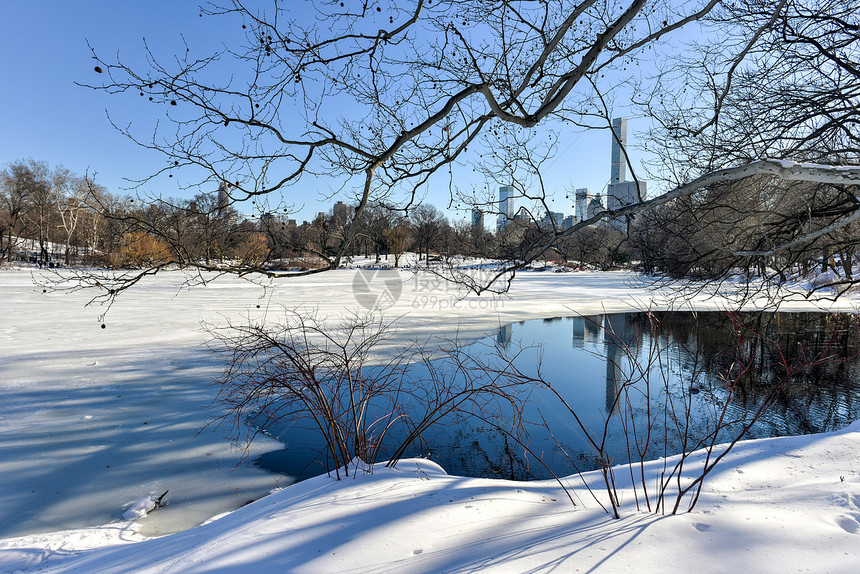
[256,312,860,483]
[439,311,860,479]
[603,314,642,415]
[496,323,513,347]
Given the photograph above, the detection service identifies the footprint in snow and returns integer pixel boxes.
[834,515,859,534]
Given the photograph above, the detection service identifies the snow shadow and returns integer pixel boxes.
[0,344,283,539]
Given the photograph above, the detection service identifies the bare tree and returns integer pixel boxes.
[410,204,446,262]
[352,203,393,263]
[50,0,860,303]
[73,1,751,293]
[646,0,860,170]
[383,223,411,268]
[209,309,527,479]
[632,0,860,293]
[0,160,118,268]
[0,165,30,265]
[53,171,99,266]
[5,160,56,265]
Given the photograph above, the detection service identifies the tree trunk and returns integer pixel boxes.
[840,252,853,280]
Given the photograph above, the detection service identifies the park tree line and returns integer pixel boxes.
[0,159,265,269]
[0,159,110,267]
[0,157,637,271]
[630,175,860,293]
[5,154,858,289]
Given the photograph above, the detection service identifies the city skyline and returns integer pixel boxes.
[487,117,647,231]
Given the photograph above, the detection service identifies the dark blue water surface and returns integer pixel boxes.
[255,312,860,481]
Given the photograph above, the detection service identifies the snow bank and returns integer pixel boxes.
[2,423,858,573]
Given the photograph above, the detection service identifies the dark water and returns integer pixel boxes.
[255,311,860,481]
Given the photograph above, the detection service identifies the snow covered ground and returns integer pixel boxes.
[2,427,859,573]
[0,269,288,540]
[0,265,858,572]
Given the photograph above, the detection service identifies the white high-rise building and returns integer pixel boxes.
[587,193,603,219]
[575,188,591,222]
[216,182,230,213]
[607,117,646,214]
[607,180,646,211]
[610,117,627,185]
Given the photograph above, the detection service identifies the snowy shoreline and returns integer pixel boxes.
[2,422,858,573]
[1,266,858,572]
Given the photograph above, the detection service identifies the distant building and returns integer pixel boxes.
[497,185,515,231]
[332,201,348,227]
[587,194,603,219]
[575,188,592,222]
[606,180,647,211]
[216,182,230,214]
[514,206,530,221]
[606,117,647,228]
[210,182,240,226]
[259,211,276,232]
[471,208,484,232]
[562,215,576,231]
[496,323,512,348]
[610,117,627,185]
[541,211,564,230]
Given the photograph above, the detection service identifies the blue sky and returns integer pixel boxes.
[0,1,650,224]
[0,2,211,194]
